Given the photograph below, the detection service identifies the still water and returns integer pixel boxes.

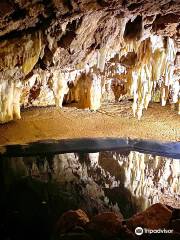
[0,149,179,240]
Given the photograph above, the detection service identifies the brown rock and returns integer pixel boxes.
[56,209,90,233]
[87,212,123,238]
[152,13,180,36]
[127,203,172,230]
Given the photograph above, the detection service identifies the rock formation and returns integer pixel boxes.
[0,0,180,122]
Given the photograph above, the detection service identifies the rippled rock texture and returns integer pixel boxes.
[0,0,180,122]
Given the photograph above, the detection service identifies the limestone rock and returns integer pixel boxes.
[56,209,90,234]
[127,203,172,230]
[87,212,123,238]
[0,0,179,122]
[0,31,42,75]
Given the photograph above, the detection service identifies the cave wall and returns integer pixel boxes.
[0,0,180,123]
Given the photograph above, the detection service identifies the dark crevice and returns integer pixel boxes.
[152,13,180,34]
[122,0,128,6]
[57,19,78,49]
[9,8,27,21]
[63,0,73,11]
[41,46,54,68]
[97,0,109,7]
[124,15,143,41]
[24,71,34,81]
[127,2,141,11]
[39,58,48,71]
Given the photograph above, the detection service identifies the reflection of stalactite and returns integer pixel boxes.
[117,151,180,209]
[3,151,179,217]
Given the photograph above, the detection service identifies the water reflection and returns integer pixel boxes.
[0,150,179,240]
[1,151,179,216]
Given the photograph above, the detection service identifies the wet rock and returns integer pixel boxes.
[127,203,172,230]
[56,209,90,233]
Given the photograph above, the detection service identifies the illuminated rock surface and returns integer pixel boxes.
[0,0,179,123]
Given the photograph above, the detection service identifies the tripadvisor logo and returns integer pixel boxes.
[135,227,143,236]
[135,227,173,235]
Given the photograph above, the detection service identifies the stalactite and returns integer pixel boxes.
[128,36,178,119]
[0,32,42,75]
[0,24,179,122]
[0,77,22,123]
[22,32,42,75]
[97,47,108,72]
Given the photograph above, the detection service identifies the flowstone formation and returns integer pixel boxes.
[0,0,180,123]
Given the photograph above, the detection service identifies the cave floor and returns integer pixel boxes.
[0,100,179,146]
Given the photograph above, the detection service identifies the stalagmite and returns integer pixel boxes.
[0,32,179,122]
[51,70,69,108]
[73,70,102,110]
